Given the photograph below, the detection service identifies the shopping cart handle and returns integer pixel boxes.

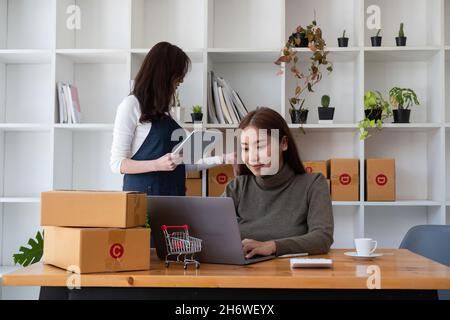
[161,225,189,231]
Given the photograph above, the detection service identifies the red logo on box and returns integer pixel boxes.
[339,174,351,185]
[216,173,228,185]
[110,243,124,259]
[305,167,313,173]
[376,174,388,186]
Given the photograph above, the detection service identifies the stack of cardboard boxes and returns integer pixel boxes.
[186,171,202,197]
[41,191,150,274]
[304,159,396,202]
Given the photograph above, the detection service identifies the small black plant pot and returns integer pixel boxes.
[191,113,203,122]
[290,109,309,124]
[295,32,309,48]
[393,109,411,123]
[365,109,383,121]
[371,36,382,47]
[318,107,335,121]
[337,37,349,47]
[396,37,407,46]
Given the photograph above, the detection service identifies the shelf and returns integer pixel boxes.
[293,47,360,62]
[0,50,52,63]
[289,124,358,132]
[0,266,21,278]
[54,123,114,131]
[333,201,361,206]
[207,49,280,63]
[132,0,205,50]
[56,0,129,49]
[132,48,204,63]
[379,123,443,132]
[364,47,441,62]
[0,198,40,204]
[364,201,442,207]
[56,49,128,64]
[0,124,52,131]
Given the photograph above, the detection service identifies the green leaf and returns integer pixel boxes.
[13,231,44,267]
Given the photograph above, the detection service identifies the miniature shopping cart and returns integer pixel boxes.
[161,225,202,269]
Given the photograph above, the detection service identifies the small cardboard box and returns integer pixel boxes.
[365,159,396,201]
[328,159,359,201]
[304,161,328,178]
[186,179,202,197]
[186,171,201,179]
[43,226,150,274]
[208,165,235,197]
[41,191,147,228]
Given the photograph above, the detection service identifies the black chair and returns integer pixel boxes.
[400,225,450,300]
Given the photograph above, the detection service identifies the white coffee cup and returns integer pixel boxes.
[354,238,377,256]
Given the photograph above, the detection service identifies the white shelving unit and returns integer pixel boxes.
[1,1,450,289]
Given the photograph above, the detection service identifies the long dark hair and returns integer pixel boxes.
[235,107,305,176]
[133,42,191,123]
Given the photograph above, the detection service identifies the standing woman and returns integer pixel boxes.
[110,42,222,195]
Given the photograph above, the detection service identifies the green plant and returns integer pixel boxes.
[398,23,405,38]
[275,12,333,114]
[375,29,381,37]
[358,91,392,140]
[192,105,202,114]
[321,95,331,108]
[389,87,419,110]
[13,231,44,267]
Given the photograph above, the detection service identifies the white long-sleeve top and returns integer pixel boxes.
[110,95,222,175]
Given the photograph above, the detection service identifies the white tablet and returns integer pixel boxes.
[172,130,197,155]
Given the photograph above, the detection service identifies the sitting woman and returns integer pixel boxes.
[223,107,334,258]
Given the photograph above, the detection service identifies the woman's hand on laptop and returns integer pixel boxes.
[242,239,276,259]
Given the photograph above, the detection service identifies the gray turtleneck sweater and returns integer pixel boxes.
[223,164,334,256]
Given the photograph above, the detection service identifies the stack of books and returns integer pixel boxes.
[207,71,248,124]
[57,82,82,124]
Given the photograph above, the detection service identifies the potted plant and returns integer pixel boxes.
[371,29,382,47]
[191,105,203,122]
[318,94,335,123]
[289,98,309,124]
[389,87,420,123]
[396,23,407,46]
[338,30,349,47]
[275,13,333,126]
[358,91,392,140]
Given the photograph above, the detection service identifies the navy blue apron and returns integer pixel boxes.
[123,116,186,247]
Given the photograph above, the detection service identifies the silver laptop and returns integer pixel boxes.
[147,196,275,265]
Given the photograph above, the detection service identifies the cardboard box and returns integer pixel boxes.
[41,191,147,228]
[186,171,201,179]
[327,179,331,193]
[304,161,328,178]
[328,159,359,201]
[208,165,235,197]
[186,179,202,197]
[43,226,150,274]
[365,159,396,201]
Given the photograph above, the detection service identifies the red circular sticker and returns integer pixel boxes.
[339,174,351,186]
[110,243,124,259]
[305,167,313,173]
[216,173,228,185]
[376,174,388,186]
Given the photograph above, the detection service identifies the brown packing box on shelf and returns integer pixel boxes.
[208,165,235,197]
[186,171,201,179]
[43,226,150,274]
[365,159,396,201]
[328,159,359,201]
[186,179,202,197]
[41,191,147,228]
[327,180,331,193]
[304,161,328,178]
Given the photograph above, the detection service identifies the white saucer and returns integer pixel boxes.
[344,252,383,260]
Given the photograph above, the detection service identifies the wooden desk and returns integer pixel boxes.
[3,249,450,300]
